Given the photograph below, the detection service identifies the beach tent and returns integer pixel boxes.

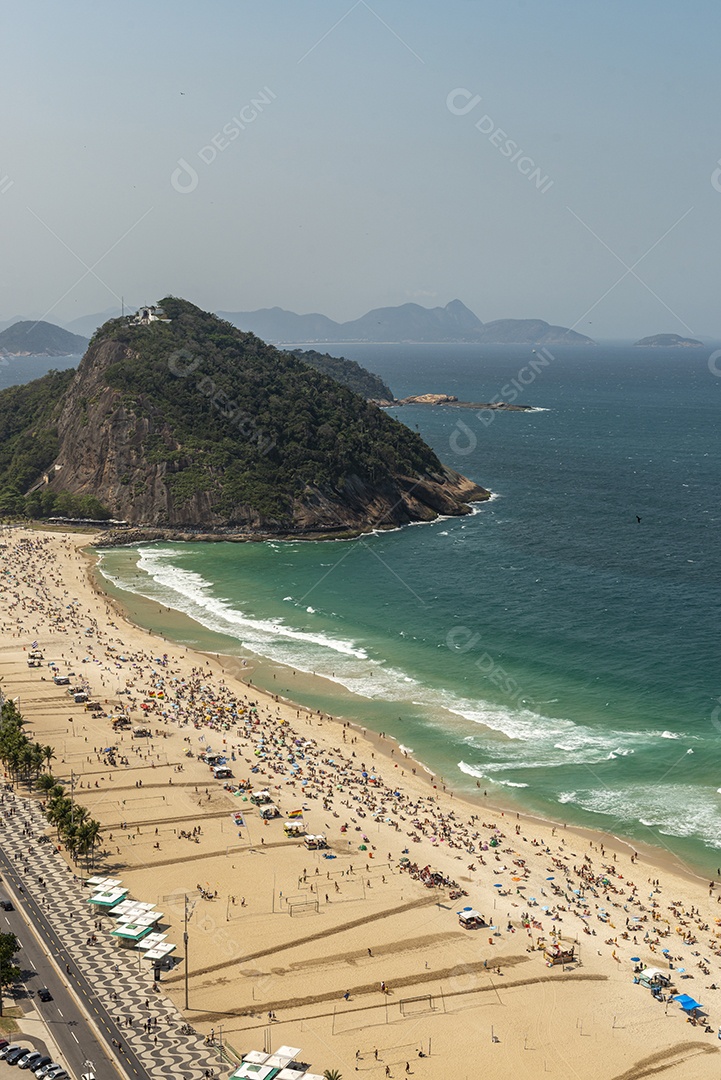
[458,909,486,930]
[265,1048,301,1069]
[639,968,671,984]
[143,943,176,961]
[673,994,703,1012]
[229,1064,277,1079]
[136,933,167,950]
[242,1052,269,1065]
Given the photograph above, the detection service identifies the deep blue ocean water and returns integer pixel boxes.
[11,344,721,872]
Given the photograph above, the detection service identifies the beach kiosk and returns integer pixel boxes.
[87,886,128,909]
[258,803,280,820]
[111,921,154,946]
[250,790,273,806]
[458,909,486,930]
[544,943,575,966]
[284,821,305,838]
[303,834,327,850]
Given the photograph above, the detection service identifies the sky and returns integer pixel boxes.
[2,0,721,338]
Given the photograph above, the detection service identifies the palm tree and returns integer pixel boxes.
[42,746,55,774]
[76,819,101,870]
[36,774,56,796]
[323,1071,342,1080]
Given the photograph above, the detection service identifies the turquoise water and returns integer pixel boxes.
[93,344,721,874]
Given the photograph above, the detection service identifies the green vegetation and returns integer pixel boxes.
[0,298,470,529]
[89,297,443,523]
[0,367,111,519]
[0,934,21,1017]
[0,698,101,867]
[287,348,394,400]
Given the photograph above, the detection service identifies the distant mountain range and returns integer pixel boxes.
[216,299,596,345]
[0,320,88,357]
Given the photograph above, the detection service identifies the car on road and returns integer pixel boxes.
[36,988,52,1002]
[6,1046,32,1064]
[17,1052,42,1071]
[0,900,14,911]
[0,1044,24,1061]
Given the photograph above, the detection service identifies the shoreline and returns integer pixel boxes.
[87,538,712,891]
[4,526,721,1080]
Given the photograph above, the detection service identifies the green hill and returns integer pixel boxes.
[0,320,88,356]
[287,348,394,401]
[0,298,487,533]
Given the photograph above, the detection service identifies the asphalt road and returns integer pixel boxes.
[0,848,149,1080]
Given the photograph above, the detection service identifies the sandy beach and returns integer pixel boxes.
[1,525,720,1080]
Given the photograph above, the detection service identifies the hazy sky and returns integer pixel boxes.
[3,0,721,337]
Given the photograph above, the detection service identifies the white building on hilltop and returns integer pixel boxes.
[132,304,171,325]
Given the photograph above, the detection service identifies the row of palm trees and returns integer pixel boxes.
[38,775,102,867]
[0,699,101,868]
[0,699,55,783]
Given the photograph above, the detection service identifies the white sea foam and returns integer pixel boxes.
[555,784,721,850]
[100,549,369,661]
[98,546,669,794]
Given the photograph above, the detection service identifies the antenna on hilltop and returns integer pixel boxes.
[121,296,125,317]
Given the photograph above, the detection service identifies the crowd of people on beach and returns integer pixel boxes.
[4,531,721,1049]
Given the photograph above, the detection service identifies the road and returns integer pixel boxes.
[0,846,147,1080]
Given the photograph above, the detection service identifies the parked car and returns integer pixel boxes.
[0,1045,24,1061]
[34,1064,60,1078]
[46,1072,68,1080]
[28,1058,50,1075]
[36,988,52,1002]
[0,1040,9,1053]
[6,1046,32,1064]
[42,1068,67,1080]
[18,1052,42,1071]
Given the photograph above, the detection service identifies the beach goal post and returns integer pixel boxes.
[288,899,319,917]
[399,994,435,1016]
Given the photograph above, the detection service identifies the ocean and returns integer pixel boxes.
[11,344,721,874]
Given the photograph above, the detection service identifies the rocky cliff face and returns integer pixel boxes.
[39,303,489,534]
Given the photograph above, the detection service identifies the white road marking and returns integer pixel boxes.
[71,1031,79,1042]
[57,1008,63,1016]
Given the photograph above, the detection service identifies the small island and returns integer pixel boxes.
[380,393,534,411]
[633,334,703,348]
